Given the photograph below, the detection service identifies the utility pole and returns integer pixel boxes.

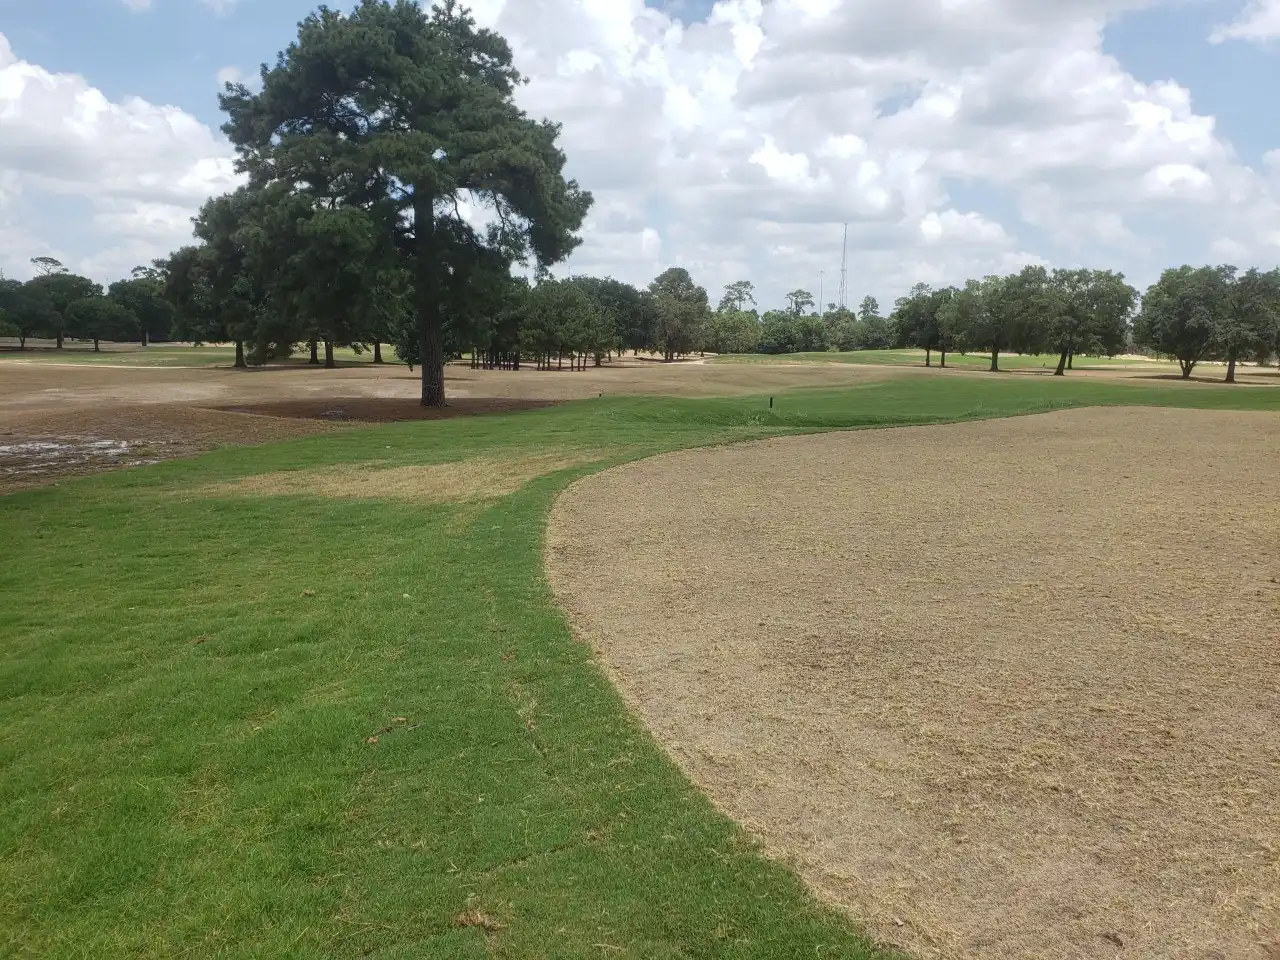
[819,270,824,318]
[837,222,848,311]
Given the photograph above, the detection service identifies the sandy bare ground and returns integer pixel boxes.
[0,357,901,490]
[546,408,1280,960]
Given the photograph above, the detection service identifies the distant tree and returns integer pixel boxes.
[793,312,827,351]
[718,280,756,313]
[757,310,825,353]
[567,275,651,364]
[1133,265,1228,379]
[1046,268,1136,375]
[1215,266,1280,383]
[759,310,797,354]
[705,308,760,355]
[238,182,408,368]
[162,246,225,349]
[891,283,940,365]
[855,313,894,350]
[931,286,960,367]
[24,272,100,348]
[857,295,880,323]
[30,256,66,277]
[186,190,269,368]
[0,279,56,350]
[649,267,708,361]
[520,277,600,370]
[785,288,815,316]
[220,0,592,405]
[109,269,175,345]
[952,274,1047,372]
[823,306,857,350]
[66,296,138,352]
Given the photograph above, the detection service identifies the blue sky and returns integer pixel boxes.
[0,0,308,131]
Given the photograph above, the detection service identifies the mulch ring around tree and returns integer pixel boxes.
[207,397,561,422]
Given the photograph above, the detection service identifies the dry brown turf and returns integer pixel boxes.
[546,407,1280,960]
[0,355,902,491]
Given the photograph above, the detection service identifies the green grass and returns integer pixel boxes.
[0,343,397,368]
[712,348,1178,370]
[3,376,1279,958]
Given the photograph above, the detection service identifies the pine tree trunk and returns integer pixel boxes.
[414,190,446,407]
[18,334,25,351]
[94,338,100,352]
[1067,349,1074,370]
[324,340,335,369]
[1180,359,1194,379]
[940,349,947,368]
[925,347,931,367]
[373,340,383,364]
[56,332,63,349]
[990,347,999,372]
[309,340,319,364]
[1226,358,1237,383]
[142,330,148,347]
[234,340,246,368]
[1054,349,1069,376]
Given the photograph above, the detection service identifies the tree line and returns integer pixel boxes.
[695,264,1280,382]
[0,258,174,352]
[4,0,1277,389]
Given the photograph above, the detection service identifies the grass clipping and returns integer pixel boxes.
[547,407,1280,960]
[208,451,603,503]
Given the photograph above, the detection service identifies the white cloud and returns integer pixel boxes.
[202,0,240,16]
[121,0,153,11]
[8,2,1280,306]
[468,0,1280,307]
[216,66,247,87]
[1210,0,1280,43]
[0,31,239,281]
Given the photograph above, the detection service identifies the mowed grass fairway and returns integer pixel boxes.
[3,377,1279,958]
[713,348,1173,371]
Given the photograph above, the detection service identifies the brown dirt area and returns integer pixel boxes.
[0,356,901,491]
[546,407,1280,960]
[204,451,604,503]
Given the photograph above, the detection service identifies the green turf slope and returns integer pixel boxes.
[3,376,1277,958]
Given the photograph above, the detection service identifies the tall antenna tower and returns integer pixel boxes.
[837,222,848,310]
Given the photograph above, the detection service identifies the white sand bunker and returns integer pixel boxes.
[546,407,1280,960]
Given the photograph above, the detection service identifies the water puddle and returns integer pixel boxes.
[0,437,164,480]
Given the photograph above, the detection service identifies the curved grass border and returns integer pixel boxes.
[2,376,1279,958]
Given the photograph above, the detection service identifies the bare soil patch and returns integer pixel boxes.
[210,396,558,422]
[0,406,338,493]
[206,451,603,503]
[0,355,901,490]
[547,408,1280,960]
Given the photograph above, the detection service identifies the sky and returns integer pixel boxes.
[3,0,1280,312]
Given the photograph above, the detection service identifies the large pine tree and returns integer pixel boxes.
[219,0,592,405]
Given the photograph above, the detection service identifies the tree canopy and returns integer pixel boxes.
[217,0,592,404]
[649,267,708,361]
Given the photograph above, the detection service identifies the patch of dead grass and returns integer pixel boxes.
[547,407,1280,960]
[205,451,606,503]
